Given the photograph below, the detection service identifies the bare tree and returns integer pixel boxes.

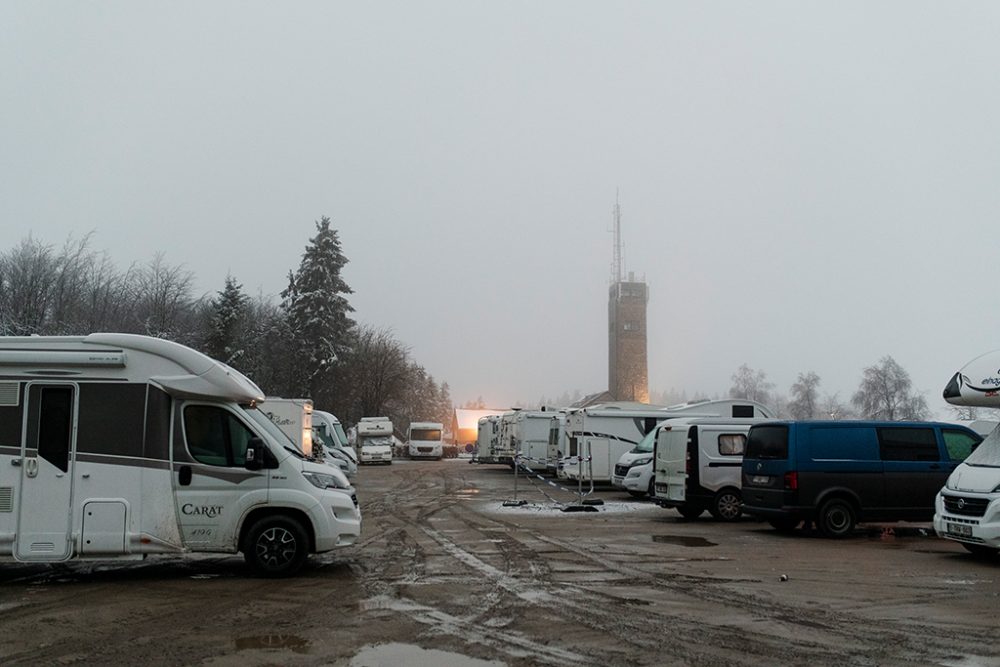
[851,356,929,420]
[129,253,196,341]
[729,364,774,405]
[788,372,821,419]
[819,393,853,420]
[0,236,57,334]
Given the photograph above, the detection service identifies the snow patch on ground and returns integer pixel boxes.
[476,500,662,516]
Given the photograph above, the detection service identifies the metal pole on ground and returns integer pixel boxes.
[503,453,527,507]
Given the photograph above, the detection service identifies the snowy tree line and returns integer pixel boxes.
[0,221,452,432]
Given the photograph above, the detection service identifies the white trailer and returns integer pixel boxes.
[476,415,501,464]
[0,334,360,576]
[562,400,773,483]
[408,421,444,459]
[356,417,394,464]
[509,409,563,470]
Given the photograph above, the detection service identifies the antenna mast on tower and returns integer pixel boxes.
[612,189,623,284]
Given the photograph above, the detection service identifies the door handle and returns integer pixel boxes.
[178,465,192,486]
[25,458,38,478]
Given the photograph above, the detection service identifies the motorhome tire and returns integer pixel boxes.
[244,515,309,577]
[961,543,999,558]
[647,478,655,498]
[817,498,856,538]
[710,489,742,522]
[677,507,702,520]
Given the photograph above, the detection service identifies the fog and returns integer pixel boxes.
[3,2,999,413]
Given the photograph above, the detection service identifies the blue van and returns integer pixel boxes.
[741,421,981,538]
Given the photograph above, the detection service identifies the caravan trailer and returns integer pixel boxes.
[0,334,360,576]
[510,409,562,470]
[476,415,501,464]
[562,400,773,483]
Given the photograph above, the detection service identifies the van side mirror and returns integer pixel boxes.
[245,437,264,471]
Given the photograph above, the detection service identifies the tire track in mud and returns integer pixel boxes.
[396,465,998,666]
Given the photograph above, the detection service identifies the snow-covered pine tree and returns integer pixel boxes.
[206,275,249,366]
[281,217,355,398]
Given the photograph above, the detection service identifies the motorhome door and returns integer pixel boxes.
[16,384,77,561]
[659,427,687,503]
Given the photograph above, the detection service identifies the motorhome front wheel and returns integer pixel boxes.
[244,515,309,577]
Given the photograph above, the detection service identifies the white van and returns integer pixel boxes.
[408,421,444,459]
[0,333,360,576]
[612,428,660,497]
[311,409,358,477]
[935,350,1000,555]
[652,417,768,520]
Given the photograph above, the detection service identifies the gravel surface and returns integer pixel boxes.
[1,460,999,666]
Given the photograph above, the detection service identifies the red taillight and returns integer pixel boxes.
[686,451,692,475]
[784,471,798,490]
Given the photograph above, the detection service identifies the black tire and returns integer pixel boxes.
[243,515,309,577]
[961,543,999,558]
[647,478,655,499]
[768,517,800,532]
[677,506,702,520]
[817,498,856,539]
[709,488,742,522]
[627,490,646,498]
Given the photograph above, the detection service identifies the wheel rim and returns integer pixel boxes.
[256,526,298,568]
[717,493,741,520]
[825,506,851,533]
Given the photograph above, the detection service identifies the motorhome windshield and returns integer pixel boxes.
[634,429,657,453]
[411,429,441,441]
[362,436,392,446]
[242,405,306,458]
[962,427,1000,468]
[333,423,349,446]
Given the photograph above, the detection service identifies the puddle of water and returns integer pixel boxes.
[652,535,717,548]
[940,656,1000,667]
[234,635,310,654]
[349,642,506,667]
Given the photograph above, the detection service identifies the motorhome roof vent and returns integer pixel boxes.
[0,382,18,407]
[0,488,11,513]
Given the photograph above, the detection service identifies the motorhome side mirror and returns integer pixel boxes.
[245,437,264,471]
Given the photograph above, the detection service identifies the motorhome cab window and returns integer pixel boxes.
[184,405,255,467]
[942,429,980,461]
[718,434,746,456]
[411,429,441,440]
[877,428,938,462]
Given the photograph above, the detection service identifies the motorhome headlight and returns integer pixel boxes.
[302,471,351,491]
[630,457,652,467]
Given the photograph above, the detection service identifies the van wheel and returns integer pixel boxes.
[817,499,856,538]
[677,506,702,520]
[710,489,742,522]
[243,515,309,577]
[961,543,999,558]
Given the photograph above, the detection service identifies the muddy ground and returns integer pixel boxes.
[1,460,999,666]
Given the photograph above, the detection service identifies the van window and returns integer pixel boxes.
[745,425,788,459]
[811,427,877,460]
[38,386,73,473]
[184,405,255,467]
[942,429,980,461]
[718,433,746,456]
[877,427,939,462]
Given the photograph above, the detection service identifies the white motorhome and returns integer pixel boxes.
[476,415,501,464]
[562,400,773,483]
[652,417,770,520]
[510,409,562,470]
[408,421,444,459]
[936,350,1000,555]
[356,417,394,464]
[546,414,567,474]
[0,334,360,576]
[262,399,356,478]
[311,410,358,477]
[493,411,520,466]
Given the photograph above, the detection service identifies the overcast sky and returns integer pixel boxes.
[3,2,999,415]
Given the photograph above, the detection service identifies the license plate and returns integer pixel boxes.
[947,523,973,538]
[751,475,770,485]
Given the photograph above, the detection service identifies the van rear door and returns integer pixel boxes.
[658,427,688,502]
[877,426,951,517]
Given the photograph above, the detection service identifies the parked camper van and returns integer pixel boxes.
[935,350,1000,555]
[408,422,444,459]
[742,421,981,538]
[562,400,773,483]
[357,417,394,464]
[546,414,567,474]
[311,409,358,477]
[652,417,768,520]
[510,409,562,470]
[0,334,360,576]
[262,398,355,478]
[612,427,660,498]
[476,415,501,464]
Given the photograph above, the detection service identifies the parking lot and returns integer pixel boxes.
[1,460,999,666]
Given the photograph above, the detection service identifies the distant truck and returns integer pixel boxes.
[408,421,444,459]
[357,417,394,465]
